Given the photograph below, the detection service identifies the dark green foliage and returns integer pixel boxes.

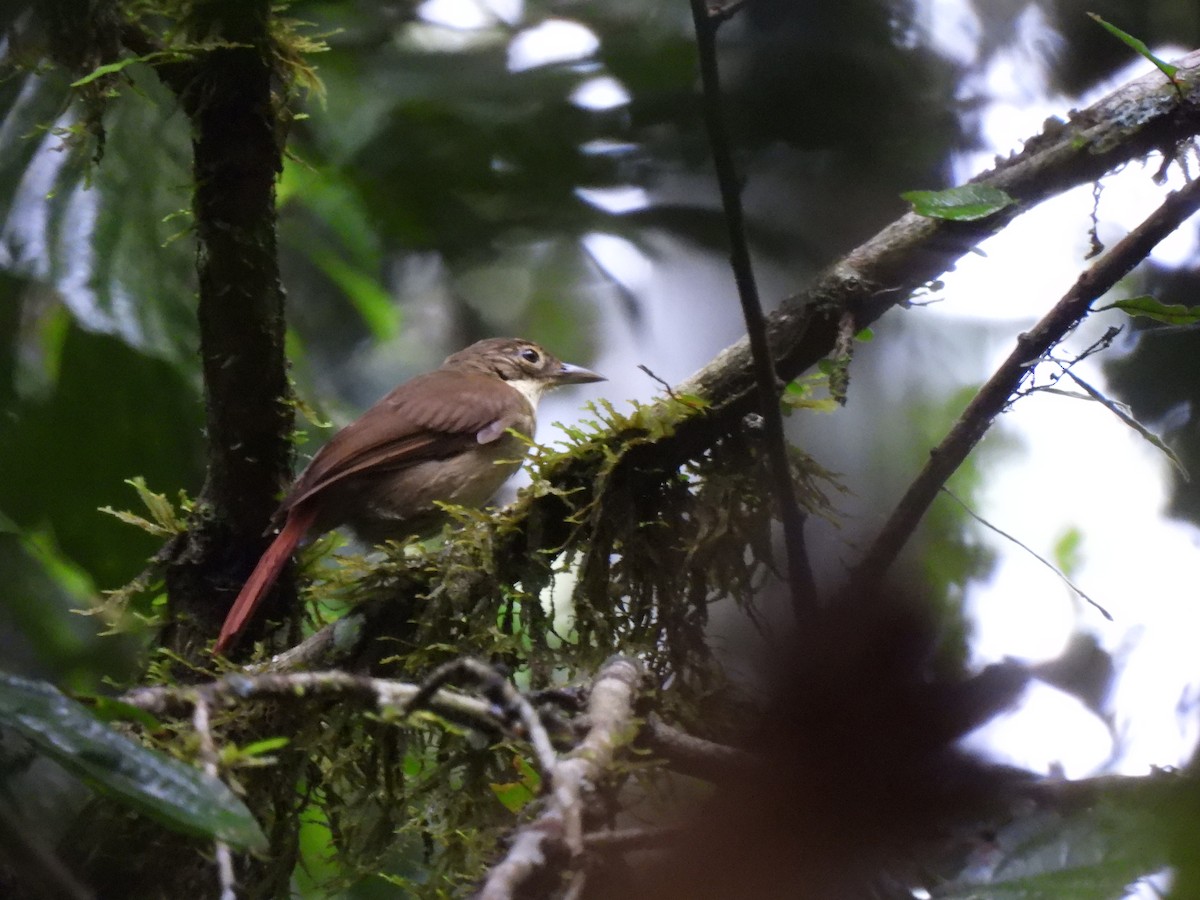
[902,185,1017,222]
[0,672,267,849]
[0,324,203,587]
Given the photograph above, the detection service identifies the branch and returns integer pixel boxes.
[122,670,507,736]
[679,52,1200,406]
[125,660,644,898]
[190,697,236,900]
[477,657,643,900]
[301,49,1200,670]
[401,658,560,777]
[640,713,763,782]
[583,825,684,852]
[687,0,817,618]
[850,172,1200,589]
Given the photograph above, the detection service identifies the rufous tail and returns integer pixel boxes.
[214,504,318,655]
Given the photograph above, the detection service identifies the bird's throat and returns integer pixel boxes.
[504,376,551,409]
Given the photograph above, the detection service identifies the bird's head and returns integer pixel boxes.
[444,337,605,406]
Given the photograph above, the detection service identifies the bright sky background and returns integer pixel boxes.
[922,1,1200,780]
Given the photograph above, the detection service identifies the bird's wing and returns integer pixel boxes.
[281,369,532,511]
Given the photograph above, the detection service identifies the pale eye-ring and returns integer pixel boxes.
[520,348,541,364]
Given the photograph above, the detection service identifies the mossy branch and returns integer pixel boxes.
[266,49,1200,673]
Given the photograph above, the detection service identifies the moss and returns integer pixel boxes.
[219,393,843,893]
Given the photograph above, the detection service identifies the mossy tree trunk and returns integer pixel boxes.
[57,3,301,896]
[154,0,296,661]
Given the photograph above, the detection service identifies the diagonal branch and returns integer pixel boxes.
[849,173,1200,590]
[941,488,1112,620]
[267,50,1200,672]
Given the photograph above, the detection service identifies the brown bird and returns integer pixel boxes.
[214,337,604,654]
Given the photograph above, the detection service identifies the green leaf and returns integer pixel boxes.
[1104,295,1200,325]
[489,778,535,813]
[901,184,1016,221]
[489,753,541,813]
[127,477,186,533]
[0,673,267,851]
[1053,527,1084,577]
[1087,14,1180,82]
[70,53,171,87]
[0,326,204,593]
[80,695,163,731]
[310,249,401,341]
[238,737,291,758]
[781,376,839,413]
[6,71,201,366]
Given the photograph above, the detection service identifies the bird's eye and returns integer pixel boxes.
[520,348,541,364]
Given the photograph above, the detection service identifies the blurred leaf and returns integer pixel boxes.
[279,157,395,348]
[489,754,540,814]
[902,185,1015,221]
[20,527,96,599]
[782,377,838,413]
[237,737,291,758]
[310,248,401,341]
[1052,527,1084,577]
[280,160,382,270]
[1087,14,1179,81]
[1104,295,1200,325]
[0,325,204,590]
[0,64,197,366]
[80,694,162,730]
[0,673,267,850]
[294,803,339,893]
[936,789,1166,899]
[69,52,178,87]
[0,70,73,253]
[0,530,110,687]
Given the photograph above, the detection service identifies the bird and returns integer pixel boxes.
[213,337,605,654]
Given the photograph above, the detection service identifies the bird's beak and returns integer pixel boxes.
[555,361,606,385]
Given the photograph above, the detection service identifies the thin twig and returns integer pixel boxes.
[850,174,1200,590]
[941,488,1112,621]
[402,658,559,778]
[688,0,817,620]
[1062,369,1189,480]
[192,696,237,900]
[638,363,681,401]
[123,670,506,735]
[477,657,643,900]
